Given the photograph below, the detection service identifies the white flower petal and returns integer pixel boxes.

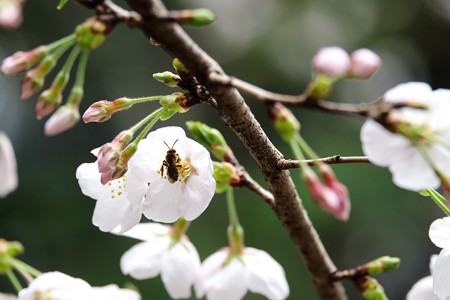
[183,174,216,221]
[244,248,289,300]
[160,240,201,299]
[429,217,450,249]
[76,162,110,200]
[429,144,450,184]
[18,271,92,300]
[0,132,18,198]
[195,249,229,298]
[389,148,440,191]
[406,276,440,300]
[202,258,249,300]
[120,241,169,280]
[92,195,140,233]
[384,82,432,105]
[143,180,185,223]
[361,120,412,166]
[90,285,141,300]
[433,249,450,299]
[117,222,171,241]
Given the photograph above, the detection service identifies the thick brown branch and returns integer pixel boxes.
[122,1,347,298]
[279,155,370,169]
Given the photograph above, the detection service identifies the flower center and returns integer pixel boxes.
[107,176,126,199]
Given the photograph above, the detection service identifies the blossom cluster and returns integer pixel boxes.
[76,126,289,299]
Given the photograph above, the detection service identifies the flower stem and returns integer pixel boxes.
[5,269,22,292]
[132,107,166,144]
[45,34,77,53]
[226,186,244,253]
[67,49,90,107]
[424,188,450,216]
[171,218,190,241]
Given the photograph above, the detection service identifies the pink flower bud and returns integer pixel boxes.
[0,0,23,31]
[304,168,340,214]
[319,164,351,221]
[35,89,62,120]
[1,47,45,76]
[349,48,381,79]
[82,98,130,123]
[44,104,80,136]
[97,130,133,184]
[20,69,44,100]
[312,46,351,77]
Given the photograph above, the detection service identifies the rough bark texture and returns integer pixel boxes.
[124,0,347,298]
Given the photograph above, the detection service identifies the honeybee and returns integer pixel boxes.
[161,140,181,183]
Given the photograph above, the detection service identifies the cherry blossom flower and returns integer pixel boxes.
[407,255,440,300]
[116,222,200,299]
[128,126,216,223]
[0,131,18,198]
[361,82,450,191]
[18,271,141,300]
[76,151,147,233]
[18,271,92,300]
[195,247,289,300]
[428,217,450,299]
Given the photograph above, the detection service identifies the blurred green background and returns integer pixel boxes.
[1,0,450,299]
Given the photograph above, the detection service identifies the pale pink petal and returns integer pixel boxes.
[120,241,169,280]
[406,276,439,300]
[429,217,450,249]
[361,119,412,166]
[384,82,432,105]
[160,241,200,299]
[433,249,450,300]
[244,248,289,300]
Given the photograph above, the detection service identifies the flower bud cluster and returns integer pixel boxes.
[1,17,110,136]
[312,46,381,79]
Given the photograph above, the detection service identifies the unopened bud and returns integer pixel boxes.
[44,103,80,136]
[20,54,59,100]
[75,18,109,50]
[319,163,351,221]
[349,48,381,79]
[153,71,182,88]
[160,93,195,120]
[35,89,62,120]
[1,46,46,75]
[358,276,388,300]
[267,102,300,143]
[365,256,401,276]
[97,130,133,184]
[312,46,351,77]
[213,162,240,193]
[0,239,23,257]
[186,121,233,161]
[0,0,23,31]
[168,9,216,27]
[172,58,189,74]
[304,168,341,216]
[83,98,131,123]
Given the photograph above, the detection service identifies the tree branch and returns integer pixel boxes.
[119,1,347,298]
[279,155,370,170]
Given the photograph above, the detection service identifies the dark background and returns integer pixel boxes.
[1,0,450,299]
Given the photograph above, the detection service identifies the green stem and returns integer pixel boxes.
[426,188,450,216]
[35,37,75,78]
[5,269,22,292]
[226,186,240,228]
[45,34,77,53]
[127,96,165,105]
[171,218,190,241]
[295,134,320,161]
[226,186,245,254]
[129,107,166,138]
[67,49,90,107]
[50,46,81,93]
[10,257,41,278]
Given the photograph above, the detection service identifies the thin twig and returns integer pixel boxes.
[279,155,370,170]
